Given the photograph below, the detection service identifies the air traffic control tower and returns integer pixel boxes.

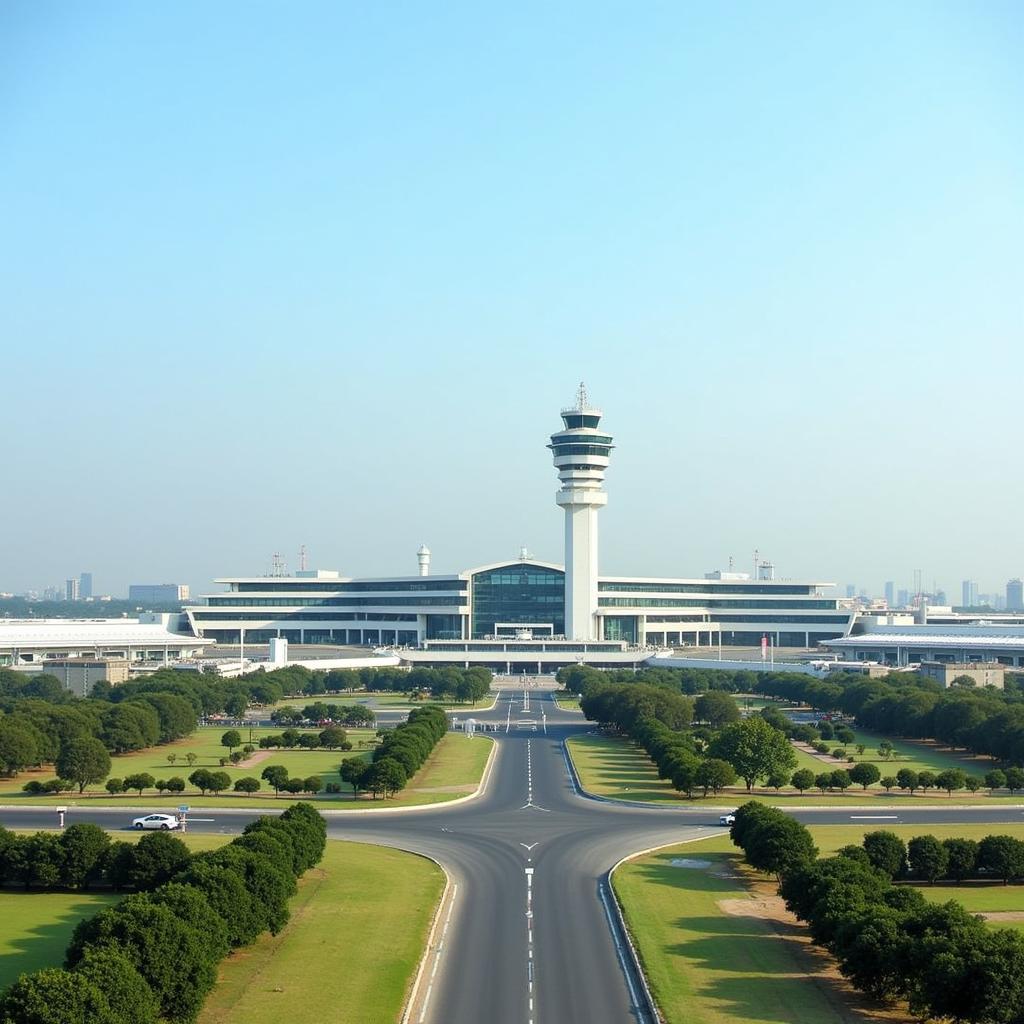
[549,383,614,640]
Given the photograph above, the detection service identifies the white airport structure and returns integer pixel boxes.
[184,389,854,671]
[0,614,211,670]
[822,625,1024,669]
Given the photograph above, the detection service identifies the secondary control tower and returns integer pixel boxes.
[549,383,614,640]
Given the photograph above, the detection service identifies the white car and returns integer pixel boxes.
[719,813,736,826]
[131,813,180,831]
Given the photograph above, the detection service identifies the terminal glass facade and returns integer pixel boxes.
[470,564,565,639]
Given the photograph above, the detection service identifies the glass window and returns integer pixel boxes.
[470,564,565,639]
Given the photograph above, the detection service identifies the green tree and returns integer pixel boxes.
[907,834,948,884]
[934,768,966,796]
[693,691,740,729]
[59,823,110,889]
[849,762,881,791]
[917,770,936,794]
[862,830,907,878]
[340,758,368,797]
[56,737,111,795]
[283,777,305,795]
[943,837,979,881]
[105,778,126,796]
[896,767,919,794]
[1005,767,1024,794]
[220,730,242,754]
[0,720,40,774]
[0,968,111,1024]
[876,739,894,760]
[123,772,155,797]
[73,945,159,1024]
[66,894,216,1022]
[233,776,261,794]
[207,771,231,796]
[185,751,198,768]
[165,776,185,794]
[129,831,191,890]
[695,758,736,797]
[302,775,323,794]
[830,768,852,792]
[978,834,1024,884]
[791,768,815,793]
[708,717,797,792]
[985,768,1007,792]
[318,726,347,749]
[814,772,832,793]
[188,768,214,794]
[261,765,290,795]
[880,775,897,792]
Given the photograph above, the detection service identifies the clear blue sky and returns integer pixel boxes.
[2,2,1021,600]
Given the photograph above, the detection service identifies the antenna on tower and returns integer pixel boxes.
[299,545,307,572]
[270,552,287,577]
[576,381,588,410]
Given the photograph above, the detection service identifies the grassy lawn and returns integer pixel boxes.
[553,692,581,711]
[198,841,443,1024]
[0,833,227,990]
[568,733,1022,807]
[614,834,866,1024]
[2,730,491,810]
[0,832,442,1024]
[615,824,1024,1024]
[794,725,994,778]
[0,891,120,989]
[567,734,679,804]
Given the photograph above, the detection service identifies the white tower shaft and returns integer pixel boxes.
[549,384,614,641]
[558,491,606,640]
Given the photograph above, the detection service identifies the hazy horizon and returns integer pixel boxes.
[2,3,1021,600]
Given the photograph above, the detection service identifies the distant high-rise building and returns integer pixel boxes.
[845,584,856,599]
[897,588,909,606]
[65,578,80,601]
[1008,579,1024,613]
[128,583,190,604]
[884,581,895,606]
[79,572,93,599]
[962,580,979,607]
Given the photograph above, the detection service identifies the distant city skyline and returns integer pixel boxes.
[2,3,1021,599]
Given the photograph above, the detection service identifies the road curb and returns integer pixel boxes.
[607,834,719,1024]
[401,859,454,1024]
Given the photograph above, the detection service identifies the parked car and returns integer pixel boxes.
[719,812,736,826]
[131,813,180,831]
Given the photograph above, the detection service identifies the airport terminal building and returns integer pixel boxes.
[185,390,851,666]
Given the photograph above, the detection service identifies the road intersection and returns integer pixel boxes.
[4,682,1024,1023]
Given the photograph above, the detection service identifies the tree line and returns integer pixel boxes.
[269,702,375,727]
[239,664,493,703]
[0,803,327,1024]
[757,669,1024,768]
[340,705,448,799]
[730,803,1024,1024]
[574,678,798,797]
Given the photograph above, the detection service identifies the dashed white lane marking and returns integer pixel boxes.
[418,883,458,1024]
[526,867,535,1024]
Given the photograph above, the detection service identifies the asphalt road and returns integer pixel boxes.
[4,685,1024,1024]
